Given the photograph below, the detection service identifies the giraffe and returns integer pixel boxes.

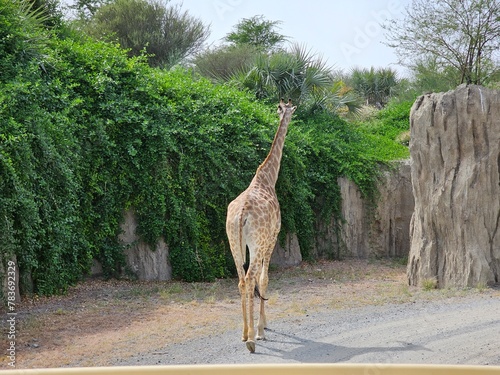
[226,98,297,353]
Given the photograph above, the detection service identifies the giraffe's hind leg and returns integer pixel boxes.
[234,264,248,342]
[244,244,265,353]
[257,255,271,340]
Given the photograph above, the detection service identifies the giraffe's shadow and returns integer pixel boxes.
[251,327,430,363]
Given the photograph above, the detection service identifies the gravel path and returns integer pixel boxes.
[115,294,500,366]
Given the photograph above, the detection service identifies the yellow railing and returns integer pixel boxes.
[2,364,500,375]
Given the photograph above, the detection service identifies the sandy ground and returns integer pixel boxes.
[2,259,500,369]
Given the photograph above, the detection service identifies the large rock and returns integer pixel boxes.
[271,232,302,267]
[310,160,413,260]
[369,160,414,258]
[120,210,171,281]
[408,85,500,287]
[339,160,414,258]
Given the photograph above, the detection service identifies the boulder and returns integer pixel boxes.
[120,210,171,281]
[271,232,302,267]
[408,85,500,287]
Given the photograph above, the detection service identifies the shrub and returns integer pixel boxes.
[356,100,412,161]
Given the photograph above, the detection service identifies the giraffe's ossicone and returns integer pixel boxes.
[226,99,297,353]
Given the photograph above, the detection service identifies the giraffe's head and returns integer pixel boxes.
[277,98,297,121]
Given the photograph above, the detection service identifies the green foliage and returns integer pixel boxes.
[356,100,411,161]
[0,0,51,81]
[236,44,332,104]
[1,0,410,295]
[224,15,287,52]
[229,44,360,115]
[410,57,461,94]
[72,0,111,19]
[192,44,258,83]
[27,0,64,28]
[84,0,210,68]
[349,67,399,106]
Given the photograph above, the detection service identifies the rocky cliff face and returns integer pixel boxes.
[311,160,414,260]
[339,160,414,259]
[120,210,171,281]
[368,160,414,258]
[114,160,412,280]
[271,233,302,267]
[408,85,500,287]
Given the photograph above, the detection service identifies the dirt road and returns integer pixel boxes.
[116,294,500,366]
[9,260,500,369]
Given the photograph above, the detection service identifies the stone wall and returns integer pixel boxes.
[369,160,414,258]
[408,85,500,288]
[271,233,302,267]
[339,160,414,259]
[310,160,414,260]
[120,210,171,281]
[91,162,413,281]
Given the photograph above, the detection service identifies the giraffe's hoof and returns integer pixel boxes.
[246,340,256,353]
[256,334,266,341]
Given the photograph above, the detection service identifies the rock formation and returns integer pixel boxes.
[95,162,412,281]
[311,160,414,260]
[339,160,414,258]
[120,210,171,281]
[271,233,302,267]
[368,160,414,258]
[408,85,500,287]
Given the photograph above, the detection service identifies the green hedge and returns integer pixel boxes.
[1,1,410,295]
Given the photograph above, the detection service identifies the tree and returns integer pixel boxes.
[383,0,500,85]
[349,67,398,107]
[27,0,64,27]
[0,0,51,79]
[86,0,210,68]
[225,15,287,52]
[411,56,462,93]
[192,44,259,83]
[72,0,111,19]
[233,44,359,114]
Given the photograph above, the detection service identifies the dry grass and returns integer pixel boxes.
[3,258,499,369]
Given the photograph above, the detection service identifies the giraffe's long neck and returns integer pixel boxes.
[253,116,290,188]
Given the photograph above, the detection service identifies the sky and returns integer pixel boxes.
[175,0,412,77]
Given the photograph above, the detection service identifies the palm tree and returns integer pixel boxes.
[349,67,398,107]
[233,44,360,114]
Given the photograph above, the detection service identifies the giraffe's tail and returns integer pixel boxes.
[254,284,268,301]
[243,255,268,301]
